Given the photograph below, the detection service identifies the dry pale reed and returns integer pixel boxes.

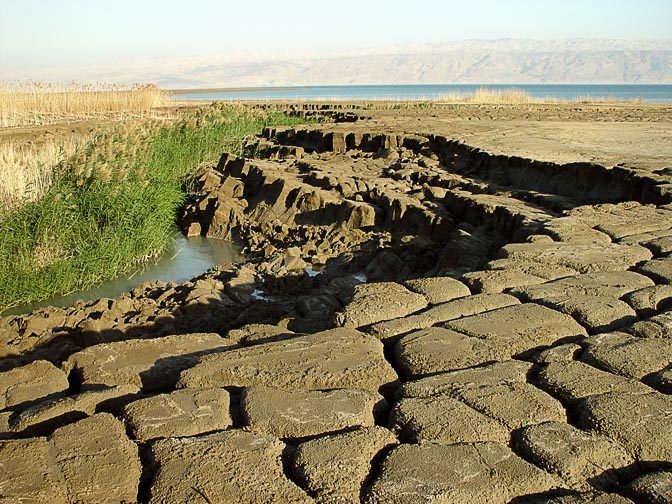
[0,81,171,127]
[437,86,646,104]
[0,136,89,211]
[436,87,537,103]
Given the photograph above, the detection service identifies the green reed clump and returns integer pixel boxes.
[0,104,310,311]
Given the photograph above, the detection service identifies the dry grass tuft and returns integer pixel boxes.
[0,137,90,211]
[472,87,535,103]
[0,81,171,127]
[437,86,647,105]
[437,87,538,104]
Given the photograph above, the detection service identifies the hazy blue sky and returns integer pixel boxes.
[1,0,671,72]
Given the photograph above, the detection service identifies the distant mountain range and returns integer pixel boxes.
[8,39,672,88]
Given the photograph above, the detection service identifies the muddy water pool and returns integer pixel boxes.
[4,230,242,315]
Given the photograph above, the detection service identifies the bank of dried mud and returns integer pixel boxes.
[1,105,671,503]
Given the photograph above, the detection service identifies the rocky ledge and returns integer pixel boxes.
[1,114,672,503]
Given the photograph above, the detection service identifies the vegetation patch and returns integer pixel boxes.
[0,81,170,127]
[0,103,310,311]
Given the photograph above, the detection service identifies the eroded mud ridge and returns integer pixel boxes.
[2,117,672,503]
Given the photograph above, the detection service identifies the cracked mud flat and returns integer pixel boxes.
[1,103,672,503]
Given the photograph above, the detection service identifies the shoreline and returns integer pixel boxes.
[168,83,672,92]
[167,83,672,104]
[168,85,316,95]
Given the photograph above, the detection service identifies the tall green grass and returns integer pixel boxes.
[0,104,309,311]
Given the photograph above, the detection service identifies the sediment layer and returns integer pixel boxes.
[1,111,672,503]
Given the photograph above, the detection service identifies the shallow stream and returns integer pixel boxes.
[4,230,242,316]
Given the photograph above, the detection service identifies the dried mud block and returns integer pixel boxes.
[512,491,634,503]
[462,268,547,294]
[550,203,670,241]
[399,359,531,398]
[442,188,554,235]
[619,228,672,256]
[638,257,672,285]
[509,272,650,333]
[121,387,231,442]
[624,471,672,504]
[581,332,672,381]
[66,333,237,392]
[335,282,428,328]
[542,295,638,334]
[344,200,377,229]
[514,421,635,491]
[536,361,653,403]
[368,293,521,342]
[628,310,672,339]
[543,219,613,244]
[241,386,385,439]
[444,303,587,357]
[498,242,652,274]
[647,368,672,394]
[532,343,582,364]
[577,391,672,465]
[366,312,434,342]
[10,307,67,340]
[178,328,398,394]
[292,426,397,503]
[148,430,313,504]
[0,360,69,410]
[511,271,654,302]
[592,204,672,241]
[0,410,11,438]
[399,361,566,430]
[623,285,672,317]
[524,234,556,244]
[402,276,471,304]
[50,413,141,504]
[453,383,566,431]
[484,258,579,280]
[7,384,140,438]
[389,396,509,444]
[394,327,507,379]
[643,235,672,256]
[228,323,300,345]
[0,437,68,503]
[425,293,521,322]
[365,442,560,504]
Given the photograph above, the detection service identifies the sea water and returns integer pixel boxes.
[174,84,672,103]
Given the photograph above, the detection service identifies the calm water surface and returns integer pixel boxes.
[4,231,242,316]
[174,84,672,103]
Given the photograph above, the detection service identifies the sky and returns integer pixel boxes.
[1,0,671,76]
